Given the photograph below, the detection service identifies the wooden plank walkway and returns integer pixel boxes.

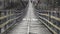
[8,1,51,34]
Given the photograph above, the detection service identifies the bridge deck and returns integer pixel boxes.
[8,2,52,34]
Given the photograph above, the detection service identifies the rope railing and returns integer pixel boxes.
[0,14,22,28]
[35,9,60,34]
[39,16,60,30]
[34,0,60,34]
[0,14,14,20]
[39,19,57,34]
[0,0,29,34]
[37,12,60,21]
[0,9,27,34]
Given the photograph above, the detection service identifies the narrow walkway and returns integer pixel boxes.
[28,2,51,34]
[8,1,52,34]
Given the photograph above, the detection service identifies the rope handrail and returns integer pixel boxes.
[39,19,57,34]
[35,9,59,13]
[0,15,22,28]
[39,16,60,30]
[0,14,14,20]
[37,12,60,21]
